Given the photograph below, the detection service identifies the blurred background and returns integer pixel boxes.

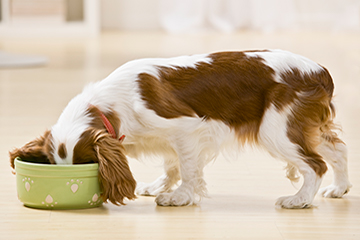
[1,0,360,36]
[102,0,360,33]
[0,0,359,68]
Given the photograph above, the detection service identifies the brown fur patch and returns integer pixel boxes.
[58,143,67,159]
[138,73,195,118]
[284,68,334,176]
[138,52,280,144]
[280,67,334,97]
[73,105,122,164]
[73,128,136,204]
[9,130,55,168]
[72,105,122,165]
[94,130,137,205]
[73,129,98,164]
[268,83,297,110]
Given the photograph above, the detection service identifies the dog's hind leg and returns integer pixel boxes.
[318,125,352,198]
[275,164,324,209]
[259,104,326,208]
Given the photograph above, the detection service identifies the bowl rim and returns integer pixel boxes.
[15,158,99,171]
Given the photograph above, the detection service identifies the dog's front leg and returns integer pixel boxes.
[155,137,207,206]
[136,157,181,196]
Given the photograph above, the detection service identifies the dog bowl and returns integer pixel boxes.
[15,158,102,209]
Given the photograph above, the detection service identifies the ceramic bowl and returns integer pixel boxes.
[15,158,102,209]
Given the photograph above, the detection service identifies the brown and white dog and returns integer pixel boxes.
[10,50,352,208]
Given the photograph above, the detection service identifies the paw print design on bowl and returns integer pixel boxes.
[88,193,102,206]
[66,179,83,193]
[22,177,34,192]
[41,195,58,208]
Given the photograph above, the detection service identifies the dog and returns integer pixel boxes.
[10,50,352,208]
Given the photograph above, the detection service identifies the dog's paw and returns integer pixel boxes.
[136,182,163,196]
[275,195,313,209]
[319,184,351,198]
[155,191,193,206]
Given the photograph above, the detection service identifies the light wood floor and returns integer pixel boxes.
[1,31,360,240]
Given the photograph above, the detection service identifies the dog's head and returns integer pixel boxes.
[9,105,136,205]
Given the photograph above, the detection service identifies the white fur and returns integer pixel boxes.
[258,104,298,161]
[51,97,92,164]
[245,49,323,83]
[318,140,352,197]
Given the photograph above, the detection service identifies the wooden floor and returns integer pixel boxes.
[1,31,360,240]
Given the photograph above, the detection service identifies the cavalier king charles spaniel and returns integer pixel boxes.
[10,50,352,208]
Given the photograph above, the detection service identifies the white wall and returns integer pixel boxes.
[296,0,360,30]
[101,0,360,32]
[101,0,161,30]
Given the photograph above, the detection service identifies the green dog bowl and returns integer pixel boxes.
[15,158,103,209]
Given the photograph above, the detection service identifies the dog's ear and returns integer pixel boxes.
[93,130,137,205]
[9,130,54,169]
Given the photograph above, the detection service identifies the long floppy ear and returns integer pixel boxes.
[93,130,137,205]
[9,130,54,169]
